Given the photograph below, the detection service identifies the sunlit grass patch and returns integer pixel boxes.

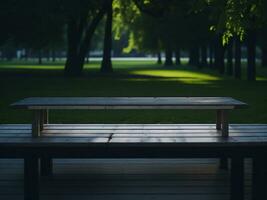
[256,76,267,81]
[129,69,221,84]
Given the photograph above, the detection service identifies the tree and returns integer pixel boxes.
[226,38,233,75]
[234,36,242,79]
[101,0,113,73]
[0,0,65,63]
[214,34,225,74]
[204,0,267,80]
[63,1,107,76]
[200,45,208,68]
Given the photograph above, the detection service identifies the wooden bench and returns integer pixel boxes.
[11,96,248,170]
[11,97,248,138]
[0,124,267,200]
[5,97,264,200]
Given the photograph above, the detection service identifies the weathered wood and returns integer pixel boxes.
[3,124,267,146]
[40,110,44,131]
[220,110,229,170]
[11,97,248,139]
[216,110,222,130]
[44,109,49,124]
[32,110,41,138]
[11,97,248,109]
[0,157,254,200]
[1,123,266,200]
[24,156,39,200]
[221,110,229,138]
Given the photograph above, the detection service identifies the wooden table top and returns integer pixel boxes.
[11,97,248,109]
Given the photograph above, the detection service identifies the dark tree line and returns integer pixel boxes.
[0,0,266,80]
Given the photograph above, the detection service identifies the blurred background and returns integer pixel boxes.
[0,0,266,124]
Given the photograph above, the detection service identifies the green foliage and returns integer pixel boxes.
[119,0,213,53]
[204,0,266,43]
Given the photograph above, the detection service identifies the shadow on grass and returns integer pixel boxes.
[0,60,267,85]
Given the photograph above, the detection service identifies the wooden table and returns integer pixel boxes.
[11,97,247,138]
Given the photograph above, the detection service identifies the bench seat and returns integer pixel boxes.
[0,124,267,200]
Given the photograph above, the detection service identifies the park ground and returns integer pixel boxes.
[0,59,267,124]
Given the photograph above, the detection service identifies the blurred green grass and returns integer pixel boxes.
[0,59,267,124]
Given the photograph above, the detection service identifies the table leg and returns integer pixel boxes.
[43,109,49,124]
[40,109,49,131]
[219,110,229,170]
[24,156,39,200]
[252,155,267,200]
[32,110,41,138]
[216,110,222,130]
[230,156,244,200]
[221,110,229,137]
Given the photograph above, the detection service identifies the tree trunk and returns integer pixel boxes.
[262,45,267,67]
[234,37,242,79]
[175,47,181,66]
[226,39,233,76]
[157,52,162,64]
[24,49,29,61]
[209,44,214,68]
[101,0,113,73]
[64,4,106,77]
[164,46,173,66]
[215,35,225,74]
[38,50,42,65]
[247,29,256,81]
[65,18,84,76]
[200,45,207,68]
[189,47,199,66]
[86,55,90,64]
[52,49,56,62]
[46,51,50,61]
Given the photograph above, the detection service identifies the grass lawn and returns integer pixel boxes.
[0,59,267,124]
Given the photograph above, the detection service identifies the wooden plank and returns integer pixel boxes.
[0,137,109,144]
[43,124,267,130]
[0,195,232,200]
[0,133,111,138]
[1,124,265,131]
[11,97,248,109]
[27,105,237,110]
[42,130,114,134]
[3,128,267,135]
[42,134,112,138]
[0,130,32,133]
[1,135,267,145]
[111,133,267,137]
[108,137,233,144]
[0,124,31,129]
